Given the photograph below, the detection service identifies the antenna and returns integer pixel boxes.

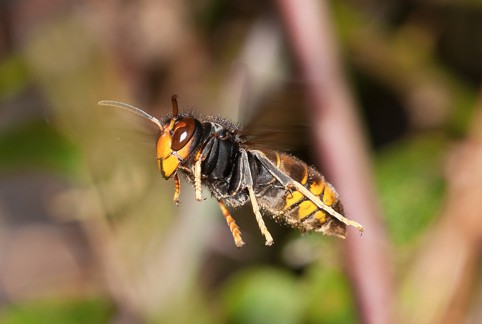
[98,100,163,131]
[171,94,179,118]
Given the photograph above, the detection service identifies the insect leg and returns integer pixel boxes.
[252,151,364,233]
[247,186,274,245]
[194,157,203,201]
[217,199,245,247]
[192,139,217,202]
[173,173,181,206]
[241,150,274,246]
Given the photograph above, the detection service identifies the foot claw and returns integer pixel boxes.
[235,240,246,248]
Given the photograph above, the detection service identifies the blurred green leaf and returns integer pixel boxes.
[222,267,303,324]
[375,135,447,245]
[0,56,30,99]
[0,297,113,324]
[0,121,82,177]
[303,264,355,324]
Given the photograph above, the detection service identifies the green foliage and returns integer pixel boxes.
[302,265,356,324]
[222,267,303,324]
[221,264,355,324]
[375,135,447,245]
[0,297,113,324]
[0,121,82,177]
[0,56,30,99]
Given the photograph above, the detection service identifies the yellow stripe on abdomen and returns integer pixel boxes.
[314,210,326,223]
[297,200,318,220]
[309,181,324,196]
[322,184,337,206]
[285,191,304,210]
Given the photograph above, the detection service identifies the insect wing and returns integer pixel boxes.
[239,82,311,158]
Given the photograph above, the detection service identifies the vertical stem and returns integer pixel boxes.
[275,1,394,323]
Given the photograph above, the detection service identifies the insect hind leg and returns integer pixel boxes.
[252,150,364,233]
[247,186,274,246]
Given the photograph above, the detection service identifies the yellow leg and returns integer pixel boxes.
[194,158,203,201]
[173,173,180,206]
[247,186,274,246]
[218,200,245,247]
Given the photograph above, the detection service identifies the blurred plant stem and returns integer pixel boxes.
[275,0,393,323]
[399,87,482,323]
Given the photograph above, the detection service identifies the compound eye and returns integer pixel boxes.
[171,118,195,151]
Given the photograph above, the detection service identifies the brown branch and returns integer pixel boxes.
[275,1,394,323]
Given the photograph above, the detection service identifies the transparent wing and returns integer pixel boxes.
[238,82,312,161]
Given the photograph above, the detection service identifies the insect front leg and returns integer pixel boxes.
[192,139,216,202]
[217,199,245,247]
[252,150,364,233]
[173,173,181,206]
[240,150,274,246]
[194,157,203,201]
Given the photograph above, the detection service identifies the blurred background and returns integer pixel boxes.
[0,0,481,323]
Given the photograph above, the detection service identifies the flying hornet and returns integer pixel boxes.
[99,95,364,247]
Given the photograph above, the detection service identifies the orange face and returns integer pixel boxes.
[156,116,199,179]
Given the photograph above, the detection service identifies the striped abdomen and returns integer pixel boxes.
[256,150,347,238]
